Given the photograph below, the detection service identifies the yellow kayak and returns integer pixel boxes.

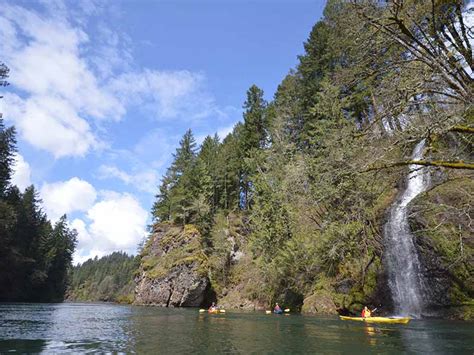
[199,309,226,314]
[340,316,411,324]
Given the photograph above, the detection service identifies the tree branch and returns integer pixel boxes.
[363,160,474,172]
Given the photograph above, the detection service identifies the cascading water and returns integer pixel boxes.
[384,140,430,318]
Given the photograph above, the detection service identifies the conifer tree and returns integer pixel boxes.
[152,129,198,224]
[240,85,268,210]
[0,119,16,196]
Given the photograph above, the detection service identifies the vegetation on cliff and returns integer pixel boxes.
[146,0,473,316]
[135,224,213,307]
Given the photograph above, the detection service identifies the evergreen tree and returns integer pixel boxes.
[240,85,268,210]
[152,129,198,224]
[0,119,16,196]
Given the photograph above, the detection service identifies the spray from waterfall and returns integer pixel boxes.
[384,139,430,318]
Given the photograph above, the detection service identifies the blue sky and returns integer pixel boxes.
[0,0,325,263]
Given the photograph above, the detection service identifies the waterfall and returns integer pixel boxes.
[384,139,430,318]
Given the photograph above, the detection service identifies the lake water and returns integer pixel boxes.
[0,303,473,354]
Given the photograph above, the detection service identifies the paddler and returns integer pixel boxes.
[274,303,282,314]
[361,306,372,318]
[209,302,218,312]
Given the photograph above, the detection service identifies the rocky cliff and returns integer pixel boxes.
[410,177,474,319]
[134,224,214,307]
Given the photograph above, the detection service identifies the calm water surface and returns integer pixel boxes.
[0,303,473,354]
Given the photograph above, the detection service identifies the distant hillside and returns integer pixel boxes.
[68,252,139,304]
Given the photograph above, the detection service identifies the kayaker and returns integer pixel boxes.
[361,306,372,318]
[274,303,282,314]
[209,302,217,312]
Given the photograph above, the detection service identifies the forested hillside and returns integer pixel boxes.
[140,0,473,318]
[68,252,138,303]
[0,63,77,302]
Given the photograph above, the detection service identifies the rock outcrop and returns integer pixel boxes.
[302,291,338,315]
[134,224,214,307]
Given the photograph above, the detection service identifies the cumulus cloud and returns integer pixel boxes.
[72,191,148,264]
[88,191,148,249]
[41,177,97,221]
[40,176,149,264]
[3,94,100,158]
[11,153,32,191]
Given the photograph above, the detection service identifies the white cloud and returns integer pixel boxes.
[108,69,218,120]
[71,218,92,244]
[3,94,100,158]
[0,3,123,157]
[88,191,148,249]
[0,2,223,159]
[72,191,148,264]
[39,177,149,264]
[97,165,159,194]
[41,177,97,221]
[11,153,31,191]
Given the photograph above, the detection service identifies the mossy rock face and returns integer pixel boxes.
[134,223,212,307]
[410,177,474,318]
[302,291,338,315]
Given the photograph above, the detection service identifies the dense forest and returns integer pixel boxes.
[0,63,77,302]
[68,252,138,303]
[1,0,472,316]
[141,0,472,317]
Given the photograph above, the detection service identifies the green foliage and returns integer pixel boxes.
[143,1,473,316]
[68,252,139,303]
[0,119,16,196]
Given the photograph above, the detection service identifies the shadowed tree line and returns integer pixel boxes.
[0,63,77,302]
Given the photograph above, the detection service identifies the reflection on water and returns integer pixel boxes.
[364,326,377,347]
[0,303,473,354]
